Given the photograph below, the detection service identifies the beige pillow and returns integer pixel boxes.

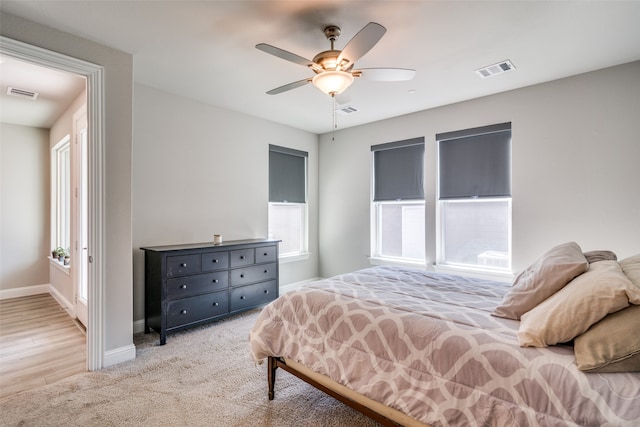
[518,261,640,347]
[619,254,640,288]
[583,250,617,263]
[574,304,640,372]
[493,242,588,320]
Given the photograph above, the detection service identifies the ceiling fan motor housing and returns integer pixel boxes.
[312,50,350,73]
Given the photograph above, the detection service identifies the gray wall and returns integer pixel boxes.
[0,123,50,290]
[318,61,640,278]
[1,12,134,353]
[132,84,319,324]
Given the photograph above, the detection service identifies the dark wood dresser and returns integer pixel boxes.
[142,239,280,344]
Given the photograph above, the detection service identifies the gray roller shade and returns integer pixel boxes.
[372,137,425,202]
[437,123,511,199]
[269,145,307,203]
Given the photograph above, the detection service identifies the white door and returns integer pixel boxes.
[75,110,89,327]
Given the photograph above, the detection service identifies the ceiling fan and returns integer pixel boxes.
[256,22,416,97]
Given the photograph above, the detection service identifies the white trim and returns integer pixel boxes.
[49,257,71,275]
[103,344,136,368]
[1,36,106,371]
[0,284,49,300]
[278,252,311,264]
[369,257,426,269]
[48,284,75,318]
[280,277,322,293]
[433,264,514,283]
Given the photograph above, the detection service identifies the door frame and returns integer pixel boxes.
[73,107,89,327]
[1,36,106,371]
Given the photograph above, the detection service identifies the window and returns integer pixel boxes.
[437,123,511,271]
[268,145,308,257]
[371,137,425,263]
[51,135,71,253]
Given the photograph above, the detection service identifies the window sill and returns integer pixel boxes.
[279,252,311,264]
[49,257,70,275]
[433,264,513,283]
[369,257,426,269]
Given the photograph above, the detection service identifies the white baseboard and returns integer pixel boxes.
[103,344,136,368]
[133,319,145,334]
[0,284,49,300]
[48,284,75,317]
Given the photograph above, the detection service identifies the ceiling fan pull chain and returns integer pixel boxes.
[332,95,337,141]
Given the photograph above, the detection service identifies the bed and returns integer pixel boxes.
[249,247,640,426]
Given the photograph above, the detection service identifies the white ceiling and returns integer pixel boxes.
[0,55,85,128]
[1,1,640,134]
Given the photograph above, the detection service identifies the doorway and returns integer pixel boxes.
[1,35,105,371]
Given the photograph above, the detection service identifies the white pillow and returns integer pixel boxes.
[518,261,640,347]
[493,242,588,320]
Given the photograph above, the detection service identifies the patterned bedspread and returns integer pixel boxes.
[249,265,640,426]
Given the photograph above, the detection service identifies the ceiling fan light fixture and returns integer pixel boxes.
[312,70,354,96]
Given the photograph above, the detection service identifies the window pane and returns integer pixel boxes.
[441,199,510,269]
[376,202,425,261]
[269,203,304,256]
[52,137,71,252]
[60,145,70,250]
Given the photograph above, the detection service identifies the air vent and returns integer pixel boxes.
[7,86,39,100]
[336,105,359,116]
[475,60,515,79]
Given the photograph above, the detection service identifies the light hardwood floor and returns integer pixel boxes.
[0,294,86,398]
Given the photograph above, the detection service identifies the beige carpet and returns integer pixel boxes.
[0,309,380,426]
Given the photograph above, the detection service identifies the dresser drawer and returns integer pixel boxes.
[231,263,276,287]
[230,249,254,267]
[230,280,277,312]
[167,291,229,328]
[166,271,228,300]
[255,246,277,263]
[201,251,229,272]
[166,254,201,277]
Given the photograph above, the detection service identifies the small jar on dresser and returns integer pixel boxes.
[141,238,280,345]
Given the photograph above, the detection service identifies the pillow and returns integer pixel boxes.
[583,250,617,263]
[518,260,640,347]
[619,254,640,288]
[492,242,588,320]
[574,304,640,372]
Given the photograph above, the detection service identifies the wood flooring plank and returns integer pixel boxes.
[0,294,86,397]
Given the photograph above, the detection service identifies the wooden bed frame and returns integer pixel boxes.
[267,356,430,427]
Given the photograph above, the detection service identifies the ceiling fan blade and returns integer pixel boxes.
[256,43,316,68]
[337,22,386,67]
[266,78,312,95]
[355,68,416,81]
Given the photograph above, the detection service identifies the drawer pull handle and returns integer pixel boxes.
[180,284,187,289]
[213,259,219,263]
[264,269,268,274]
[240,296,246,300]
[180,309,187,315]
[212,279,218,284]
[180,263,187,268]
[213,302,219,307]
[240,256,245,260]
[263,252,268,256]
[264,290,269,294]
[240,274,245,278]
